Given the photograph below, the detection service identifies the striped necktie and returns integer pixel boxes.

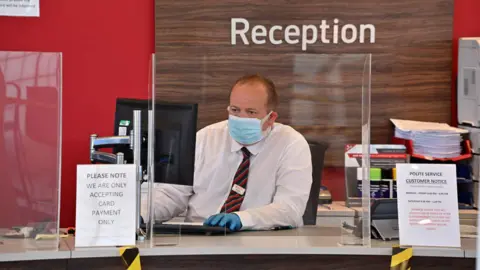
[221,147,251,213]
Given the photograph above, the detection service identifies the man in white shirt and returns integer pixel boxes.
[149,74,312,231]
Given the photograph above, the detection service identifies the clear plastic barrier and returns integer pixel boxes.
[361,54,372,247]
[0,51,62,252]
[145,53,181,246]
[145,53,155,244]
[149,53,372,249]
[70,54,155,252]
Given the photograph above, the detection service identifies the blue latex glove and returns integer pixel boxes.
[203,213,242,231]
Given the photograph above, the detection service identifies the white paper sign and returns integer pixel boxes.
[75,164,136,247]
[396,163,460,247]
[0,0,39,17]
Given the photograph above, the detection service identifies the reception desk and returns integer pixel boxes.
[0,225,476,269]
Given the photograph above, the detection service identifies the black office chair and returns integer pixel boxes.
[302,141,328,225]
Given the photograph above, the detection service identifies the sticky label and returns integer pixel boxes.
[119,126,127,136]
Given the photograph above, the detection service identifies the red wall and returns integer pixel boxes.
[0,0,478,226]
[0,1,153,227]
[451,0,480,126]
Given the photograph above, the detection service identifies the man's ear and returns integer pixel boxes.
[269,111,278,123]
[263,111,278,130]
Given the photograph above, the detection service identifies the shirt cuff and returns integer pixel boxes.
[234,210,254,230]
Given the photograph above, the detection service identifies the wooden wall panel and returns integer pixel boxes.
[155,0,453,167]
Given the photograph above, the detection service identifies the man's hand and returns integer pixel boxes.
[203,213,243,231]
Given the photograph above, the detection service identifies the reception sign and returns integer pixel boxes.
[230,17,376,51]
[396,164,460,247]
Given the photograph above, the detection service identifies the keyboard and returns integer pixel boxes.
[140,222,233,235]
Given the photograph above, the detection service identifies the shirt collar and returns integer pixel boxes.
[230,137,264,156]
[229,129,272,156]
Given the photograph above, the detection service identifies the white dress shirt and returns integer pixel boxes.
[147,120,312,230]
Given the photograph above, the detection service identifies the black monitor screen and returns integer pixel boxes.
[113,98,197,186]
[371,199,398,220]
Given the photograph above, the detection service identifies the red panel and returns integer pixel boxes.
[322,167,345,201]
[0,0,154,227]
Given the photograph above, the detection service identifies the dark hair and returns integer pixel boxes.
[231,74,279,111]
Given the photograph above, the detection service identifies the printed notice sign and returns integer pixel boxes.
[396,164,460,247]
[0,0,39,17]
[75,164,136,247]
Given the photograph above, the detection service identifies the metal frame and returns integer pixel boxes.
[89,110,144,237]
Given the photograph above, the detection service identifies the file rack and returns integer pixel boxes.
[392,137,475,209]
[392,137,473,162]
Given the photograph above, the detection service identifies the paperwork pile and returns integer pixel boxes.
[391,119,468,159]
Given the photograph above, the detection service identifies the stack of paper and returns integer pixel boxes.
[391,119,468,159]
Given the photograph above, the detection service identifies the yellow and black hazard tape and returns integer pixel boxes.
[119,246,141,270]
[390,245,413,270]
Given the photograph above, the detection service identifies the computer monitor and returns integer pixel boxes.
[370,199,399,241]
[371,198,398,220]
[348,199,400,240]
[113,98,197,186]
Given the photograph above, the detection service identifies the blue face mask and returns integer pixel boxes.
[228,112,272,145]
